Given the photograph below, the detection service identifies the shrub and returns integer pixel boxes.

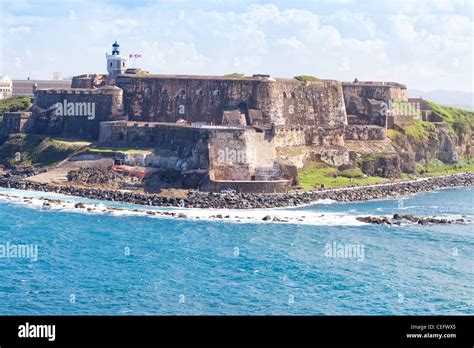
[294,75,322,85]
[339,167,364,178]
[387,129,402,139]
[0,96,32,117]
[223,73,244,78]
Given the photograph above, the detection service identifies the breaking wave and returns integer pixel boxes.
[0,188,363,226]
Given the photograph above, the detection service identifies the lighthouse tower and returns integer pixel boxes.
[106,41,128,76]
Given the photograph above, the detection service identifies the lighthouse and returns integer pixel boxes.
[106,41,128,76]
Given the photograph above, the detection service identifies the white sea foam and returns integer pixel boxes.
[4,188,468,227]
[0,189,364,226]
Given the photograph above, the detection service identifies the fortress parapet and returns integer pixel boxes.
[115,74,347,128]
[31,86,124,140]
[342,81,408,125]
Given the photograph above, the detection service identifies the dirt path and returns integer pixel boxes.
[26,158,114,185]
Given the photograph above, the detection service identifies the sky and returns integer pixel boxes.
[1,0,473,92]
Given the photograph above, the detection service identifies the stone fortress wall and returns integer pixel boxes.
[56,72,358,191]
[32,86,124,140]
[2,41,466,192]
[99,120,280,182]
[342,81,408,126]
[115,75,347,128]
[71,74,107,89]
[2,60,447,192]
[1,112,33,136]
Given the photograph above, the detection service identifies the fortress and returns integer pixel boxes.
[3,42,467,192]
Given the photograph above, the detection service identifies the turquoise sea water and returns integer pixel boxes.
[0,187,472,315]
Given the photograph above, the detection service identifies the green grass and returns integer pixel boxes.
[0,96,32,124]
[0,134,88,167]
[403,120,436,141]
[427,101,474,135]
[388,101,473,141]
[339,167,364,178]
[294,75,322,85]
[416,158,474,175]
[298,162,387,189]
[297,158,473,190]
[387,129,402,139]
[32,139,87,166]
[89,148,151,154]
[223,73,245,78]
[51,139,92,147]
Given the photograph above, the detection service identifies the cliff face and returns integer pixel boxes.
[390,125,470,173]
[340,83,472,177]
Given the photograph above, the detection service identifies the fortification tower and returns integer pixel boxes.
[106,41,128,76]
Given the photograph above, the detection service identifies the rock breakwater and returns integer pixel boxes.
[0,172,472,209]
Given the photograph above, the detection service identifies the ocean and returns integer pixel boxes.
[0,187,472,315]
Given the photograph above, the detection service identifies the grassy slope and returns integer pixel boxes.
[416,158,474,176]
[298,162,387,189]
[403,120,436,140]
[388,101,473,141]
[0,134,88,167]
[387,119,436,141]
[427,101,474,135]
[299,160,473,190]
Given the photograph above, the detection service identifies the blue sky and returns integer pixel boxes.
[1,0,472,92]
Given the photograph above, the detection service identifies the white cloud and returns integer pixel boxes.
[277,36,305,49]
[7,26,31,35]
[0,1,471,91]
[339,57,350,72]
[324,11,377,39]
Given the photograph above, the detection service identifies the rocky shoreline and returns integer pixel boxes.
[0,172,472,209]
[1,193,468,226]
[357,214,470,225]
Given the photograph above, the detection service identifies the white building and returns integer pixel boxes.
[106,41,128,76]
[0,74,13,100]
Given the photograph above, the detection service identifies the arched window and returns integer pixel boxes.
[110,62,112,67]
[291,91,296,98]
[283,92,287,98]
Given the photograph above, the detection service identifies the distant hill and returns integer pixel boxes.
[409,89,474,111]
